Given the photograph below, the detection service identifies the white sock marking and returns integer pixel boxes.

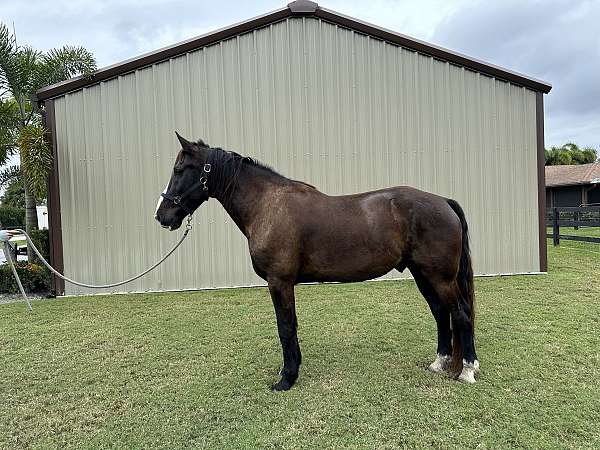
[428,353,451,373]
[458,359,480,383]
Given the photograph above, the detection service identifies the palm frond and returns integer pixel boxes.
[18,124,51,198]
[0,23,18,91]
[0,27,43,104]
[35,45,97,90]
[0,97,20,163]
[0,164,21,188]
[11,46,41,100]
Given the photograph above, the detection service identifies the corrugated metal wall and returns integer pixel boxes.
[53,17,539,295]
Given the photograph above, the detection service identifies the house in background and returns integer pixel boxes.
[545,162,600,207]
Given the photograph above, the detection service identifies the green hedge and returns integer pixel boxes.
[0,262,50,294]
[28,229,50,263]
[1,229,51,294]
[0,205,25,228]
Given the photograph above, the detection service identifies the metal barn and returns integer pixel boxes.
[35,0,552,296]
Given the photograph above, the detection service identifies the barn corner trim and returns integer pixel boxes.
[536,93,548,273]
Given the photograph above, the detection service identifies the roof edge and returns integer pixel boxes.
[314,6,552,94]
[546,181,598,188]
[36,0,552,102]
[35,5,290,102]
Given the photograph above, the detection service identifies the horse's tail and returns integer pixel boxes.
[446,199,474,375]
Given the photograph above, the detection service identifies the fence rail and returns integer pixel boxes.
[546,206,600,246]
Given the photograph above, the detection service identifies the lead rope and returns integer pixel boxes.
[2,215,193,311]
[3,241,32,311]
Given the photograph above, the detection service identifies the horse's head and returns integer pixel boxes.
[155,132,211,231]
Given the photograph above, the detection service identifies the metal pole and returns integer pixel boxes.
[3,241,32,312]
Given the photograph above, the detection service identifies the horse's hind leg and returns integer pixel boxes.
[268,277,302,391]
[432,277,478,382]
[410,266,452,373]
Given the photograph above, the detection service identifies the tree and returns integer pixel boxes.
[0,22,96,234]
[544,142,598,166]
[0,176,25,208]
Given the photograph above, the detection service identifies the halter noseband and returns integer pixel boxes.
[161,163,212,215]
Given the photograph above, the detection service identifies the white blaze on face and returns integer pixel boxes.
[155,183,169,217]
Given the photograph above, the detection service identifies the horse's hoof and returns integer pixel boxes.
[271,378,293,391]
[458,371,476,383]
[428,354,451,373]
[458,359,479,383]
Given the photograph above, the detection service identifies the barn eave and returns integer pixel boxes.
[34,1,552,104]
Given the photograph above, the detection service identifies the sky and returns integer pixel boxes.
[2,0,599,154]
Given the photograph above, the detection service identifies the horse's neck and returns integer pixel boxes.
[213,165,274,237]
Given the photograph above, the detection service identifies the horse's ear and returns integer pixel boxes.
[175,131,195,152]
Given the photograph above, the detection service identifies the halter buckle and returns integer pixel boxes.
[200,176,208,191]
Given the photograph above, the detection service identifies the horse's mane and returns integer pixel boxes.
[200,141,316,203]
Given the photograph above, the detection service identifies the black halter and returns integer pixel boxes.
[161,163,212,215]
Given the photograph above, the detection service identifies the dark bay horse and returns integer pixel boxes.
[155,133,479,390]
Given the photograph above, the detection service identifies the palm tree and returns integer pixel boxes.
[0,22,96,234]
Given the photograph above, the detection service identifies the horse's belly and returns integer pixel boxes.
[297,266,395,284]
[299,241,401,283]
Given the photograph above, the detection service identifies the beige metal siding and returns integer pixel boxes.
[53,17,539,295]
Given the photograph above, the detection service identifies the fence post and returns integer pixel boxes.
[574,210,579,230]
[553,208,560,246]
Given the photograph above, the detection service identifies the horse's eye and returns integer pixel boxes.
[174,167,183,174]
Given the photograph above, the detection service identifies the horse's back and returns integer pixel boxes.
[282,185,456,282]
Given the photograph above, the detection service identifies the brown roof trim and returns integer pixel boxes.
[35,6,290,102]
[315,7,552,93]
[35,0,552,102]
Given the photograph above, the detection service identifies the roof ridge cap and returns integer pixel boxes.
[288,0,318,13]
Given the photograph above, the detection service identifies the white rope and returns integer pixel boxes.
[2,216,192,309]
[3,241,32,311]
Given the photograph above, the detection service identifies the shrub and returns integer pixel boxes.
[28,229,50,262]
[0,262,51,294]
[0,205,25,228]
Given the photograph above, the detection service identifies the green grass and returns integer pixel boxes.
[547,226,600,239]
[1,241,599,449]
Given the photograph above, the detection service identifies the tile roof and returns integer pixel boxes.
[545,163,600,187]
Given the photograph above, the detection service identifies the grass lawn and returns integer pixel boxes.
[1,240,599,449]
[547,225,600,239]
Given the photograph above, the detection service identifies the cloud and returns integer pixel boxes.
[431,0,600,148]
[2,0,283,66]
[2,0,598,149]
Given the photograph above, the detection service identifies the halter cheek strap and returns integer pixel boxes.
[161,163,211,215]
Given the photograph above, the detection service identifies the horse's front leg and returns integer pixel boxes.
[268,277,301,391]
